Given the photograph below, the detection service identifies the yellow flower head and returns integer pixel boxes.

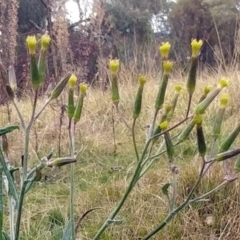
[191,39,203,58]
[174,85,182,92]
[80,83,87,94]
[159,120,168,131]
[26,36,37,54]
[68,74,77,88]
[193,114,203,126]
[218,78,229,88]
[220,94,229,107]
[41,34,51,50]
[109,59,120,73]
[204,85,212,95]
[163,60,174,73]
[138,75,147,85]
[159,42,171,58]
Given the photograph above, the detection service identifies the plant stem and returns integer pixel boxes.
[22,90,38,186]
[186,93,192,117]
[190,180,228,204]
[132,119,139,161]
[34,98,51,120]
[170,169,178,212]
[69,123,75,240]
[12,100,25,129]
[8,196,15,240]
[15,182,26,240]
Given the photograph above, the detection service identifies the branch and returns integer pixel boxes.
[29,20,45,33]
[68,18,91,30]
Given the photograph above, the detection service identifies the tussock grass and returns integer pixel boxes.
[1,67,240,239]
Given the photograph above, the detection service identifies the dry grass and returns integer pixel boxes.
[1,67,240,240]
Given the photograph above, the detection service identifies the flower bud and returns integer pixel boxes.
[47,157,77,167]
[155,72,170,110]
[111,73,120,105]
[38,36,51,86]
[5,85,15,100]
[73,83,87,124]
[8,66,17,91]
[177,120,195,143]
[51,73,72,100]
[216,148,240,162]
[195,80,228,114]
[133,76,147,119]
[219,123,240,153]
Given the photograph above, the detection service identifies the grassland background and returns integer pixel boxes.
[1,66,240,240]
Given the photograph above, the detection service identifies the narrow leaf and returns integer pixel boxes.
[0,126,19,136]
[0,149,19,207]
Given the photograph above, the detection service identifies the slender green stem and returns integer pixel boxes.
[132,119,139,161]
[190,180,228,204]
[22,90,38,186]
[186,93,192,117]
[22,126,30,186]
[34,98,51,120]
[14,182,27,240]
[12,100,25,129]
[170,170,178,212]
[69,123,75,240]
[8,195,15,239]
[149,109,159,139]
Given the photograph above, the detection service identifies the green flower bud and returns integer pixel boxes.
[50,73,72,100]
[111,73,120,105]
[193,115,207,157]
[5,85,15,100]
[30,54,41,89]
[178,120,195,143]
[195,80,228,114]
[165,131,174,159]
[73,83,87,124]
[187,56,198,95]
[216,148,240,162]
[212,95,229,139]
[133,76,147,119]
[155,72,170,110]
[219,123,240,153]
[47,157,77,167]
